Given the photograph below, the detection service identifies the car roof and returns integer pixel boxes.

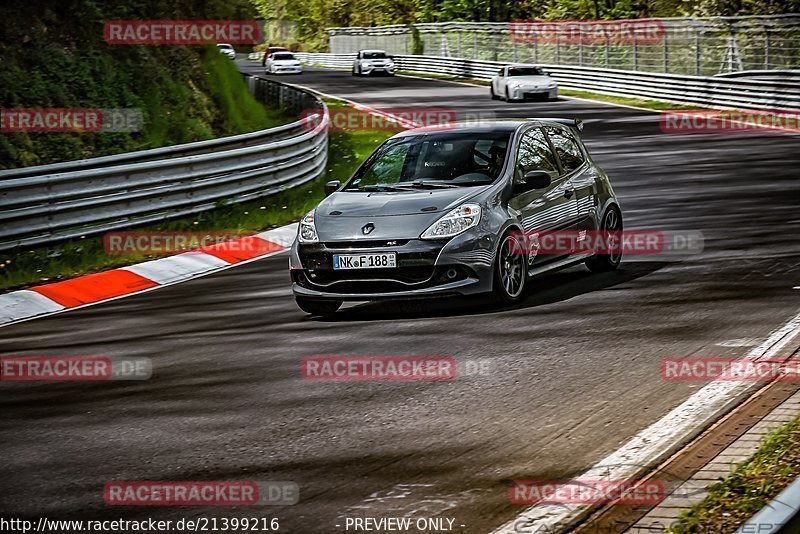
[505,64,544,69]
[395,119,580,137]
[359,49,387,53]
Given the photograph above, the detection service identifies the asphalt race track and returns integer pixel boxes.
[1,64,799,533]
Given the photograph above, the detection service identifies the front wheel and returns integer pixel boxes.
[492,233,527,304]
[295,297,342,316]
[585,206,623,272]
[490,86,499,100]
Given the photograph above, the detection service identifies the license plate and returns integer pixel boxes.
[333,253,397,270]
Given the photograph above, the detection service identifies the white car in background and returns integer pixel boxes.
[216,43,236,60]
[490,65,558,102]
[352,50,396,76]
[265,52,303,75]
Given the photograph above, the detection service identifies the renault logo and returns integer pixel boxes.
[362,222,375,235]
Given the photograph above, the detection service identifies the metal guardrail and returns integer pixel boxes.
[297,52,800,111]
[327,15,800,76]
[0,76,329,252]
[736,475,800,533]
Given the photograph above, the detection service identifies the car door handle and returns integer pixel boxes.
[564,189,575,199]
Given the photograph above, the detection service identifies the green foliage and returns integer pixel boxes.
[0,0,284,169]
[250,0,799,52]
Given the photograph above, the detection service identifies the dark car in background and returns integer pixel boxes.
[289,119,622,315]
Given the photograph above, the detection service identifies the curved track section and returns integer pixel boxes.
[1,65,799,534]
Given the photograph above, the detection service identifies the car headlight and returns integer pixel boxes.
[298,210,319,243]
[420,204,481,239]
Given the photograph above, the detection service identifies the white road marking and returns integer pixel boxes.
[490,310,800,534]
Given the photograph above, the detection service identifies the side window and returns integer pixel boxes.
[545,127,585,174]
[515,128,559,181]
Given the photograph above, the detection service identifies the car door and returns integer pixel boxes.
[544,126,598,232]
[509,126,581,266]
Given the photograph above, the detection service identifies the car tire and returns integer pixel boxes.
[490,86,499,100]
[505,89,514,103]
[492,232,527,304]
[585,206,623,272]
[295,297,342,316]
[352,67,358,76]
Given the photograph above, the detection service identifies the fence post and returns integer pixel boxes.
[457,30,462,58]
[663,28,669,72]
[694,29,701,75]
[473,31,478,59]
[632,28,638,70]
[556,29,561,64]
[764,27,770,69]
[579,24,584,66]
[605,31,610,68]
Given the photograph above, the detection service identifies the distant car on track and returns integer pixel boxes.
[265,52,302,75]
[289,119,622,316]
[352,50,396,76]
[216,43,236,60]
[261,46,289,66]
[491,65,558,102]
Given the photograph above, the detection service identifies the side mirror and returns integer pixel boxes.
[325,180,340,196]
[515,170,551,193]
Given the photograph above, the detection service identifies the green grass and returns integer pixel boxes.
[667,415,800,533]
[0,103,392,292]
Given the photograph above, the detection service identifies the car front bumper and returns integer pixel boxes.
[290,234,495,300]
[271,67,303,74]
[361,64,396,75]
[509,87,558,100]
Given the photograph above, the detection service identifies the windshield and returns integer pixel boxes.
[217,44,233,50]
[345,132,511,191]
[272,53,295,61]
[363,51,387,59]
[508,67,544,77]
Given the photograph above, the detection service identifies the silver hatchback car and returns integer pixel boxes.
[290,119,622,315]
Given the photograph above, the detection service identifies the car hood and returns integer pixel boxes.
[507,75,552,85]
[313,188,480,241]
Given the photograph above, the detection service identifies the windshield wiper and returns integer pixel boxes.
[349,184,415,192]
[407,180,459,189]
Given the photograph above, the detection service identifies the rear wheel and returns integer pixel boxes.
[295,297,342,316]
[492,233,527,303]
[585,206,623,272]
[490,86,499,100]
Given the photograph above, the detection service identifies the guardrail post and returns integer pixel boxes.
[579,24,584,66]
[764,28,771,69]
[632,29,638,71]
[473,31,478,59]
[663,30,669,73]
[457,31,462,58]
[604,32,610,68]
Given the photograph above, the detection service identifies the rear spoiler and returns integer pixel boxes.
[528,118,583,131]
